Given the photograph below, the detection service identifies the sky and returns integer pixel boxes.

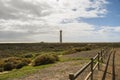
[0,0,120,43]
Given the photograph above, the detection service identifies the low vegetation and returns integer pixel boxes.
[33,53,59,66]
[62,46,91,55]
[1,42,117,59]
[0,46,92,72]
[0,45,93,72]
[0,64,52,80]
[0,53,59,72]
[0,57,31,72]
[0,43,117,80]
[22,53,33,58]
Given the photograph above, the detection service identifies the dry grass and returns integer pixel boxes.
[14,60,88,80]
[11,49,100,80]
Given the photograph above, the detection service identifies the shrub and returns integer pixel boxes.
[3,62,14,71]
[16,62,28,69]
[4,57,21,64]
[80,47,91,51]
[0,68,4,72]
[74,48,81,52]
[33,53,59,66]
[0,61,4,72]
[74,47,91,52]
[34,53,40,57]
[22,53,33,58]
[5,57,30,64]
[21,58,31,64]
[52,54,59,61]
[0,61,4,68]
[62,48,76,55]
[16,58,31,69]
[1,57,31,71]
[62,47,91,55]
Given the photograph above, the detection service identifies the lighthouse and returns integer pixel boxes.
[60,30,62,43]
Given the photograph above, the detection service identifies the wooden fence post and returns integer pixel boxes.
[98,52,100,70]
[69,73,75,80]
[106,49,108,57]
[101,50,103,63]
[91,58,93,80]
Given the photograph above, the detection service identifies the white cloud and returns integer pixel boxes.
[58,25,120,42]
[0,19,58,33]
[59,22,94,36]
[98,26,120,34]
[0,0,108,20]
[1,0,119,42]
[41,0,108,23]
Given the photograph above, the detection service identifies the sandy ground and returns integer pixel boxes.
[3,48,120,80]
[12,49,99,80]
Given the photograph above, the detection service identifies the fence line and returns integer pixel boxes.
[112,50,116,80]
[102,50,112,80]
[69,48,111,80]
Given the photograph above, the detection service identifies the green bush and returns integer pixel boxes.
[16,62,28,69]
[22,53,33,58]
[0,61,4,72]
[62,48,76,55]
[22,58,31,64]
[3,62,14,71]
[74,48,81,52]
[4,57,21,64]
[16,58,31,69]
[0,57,31,71]
[74,47,91,52]
[0,68,4,72]
[62,47,91,55]
[34,53,40,57]
[0,61,4,68]
[33,53,59,66]
[4,57,30,65]
[80,47,91,51]
[52,54,59,61]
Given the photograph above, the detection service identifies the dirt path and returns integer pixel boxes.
[13,60,88,80]
[94,48,120,80]
[114,48,120,80]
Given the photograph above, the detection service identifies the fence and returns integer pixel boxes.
[69,48,112,80]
